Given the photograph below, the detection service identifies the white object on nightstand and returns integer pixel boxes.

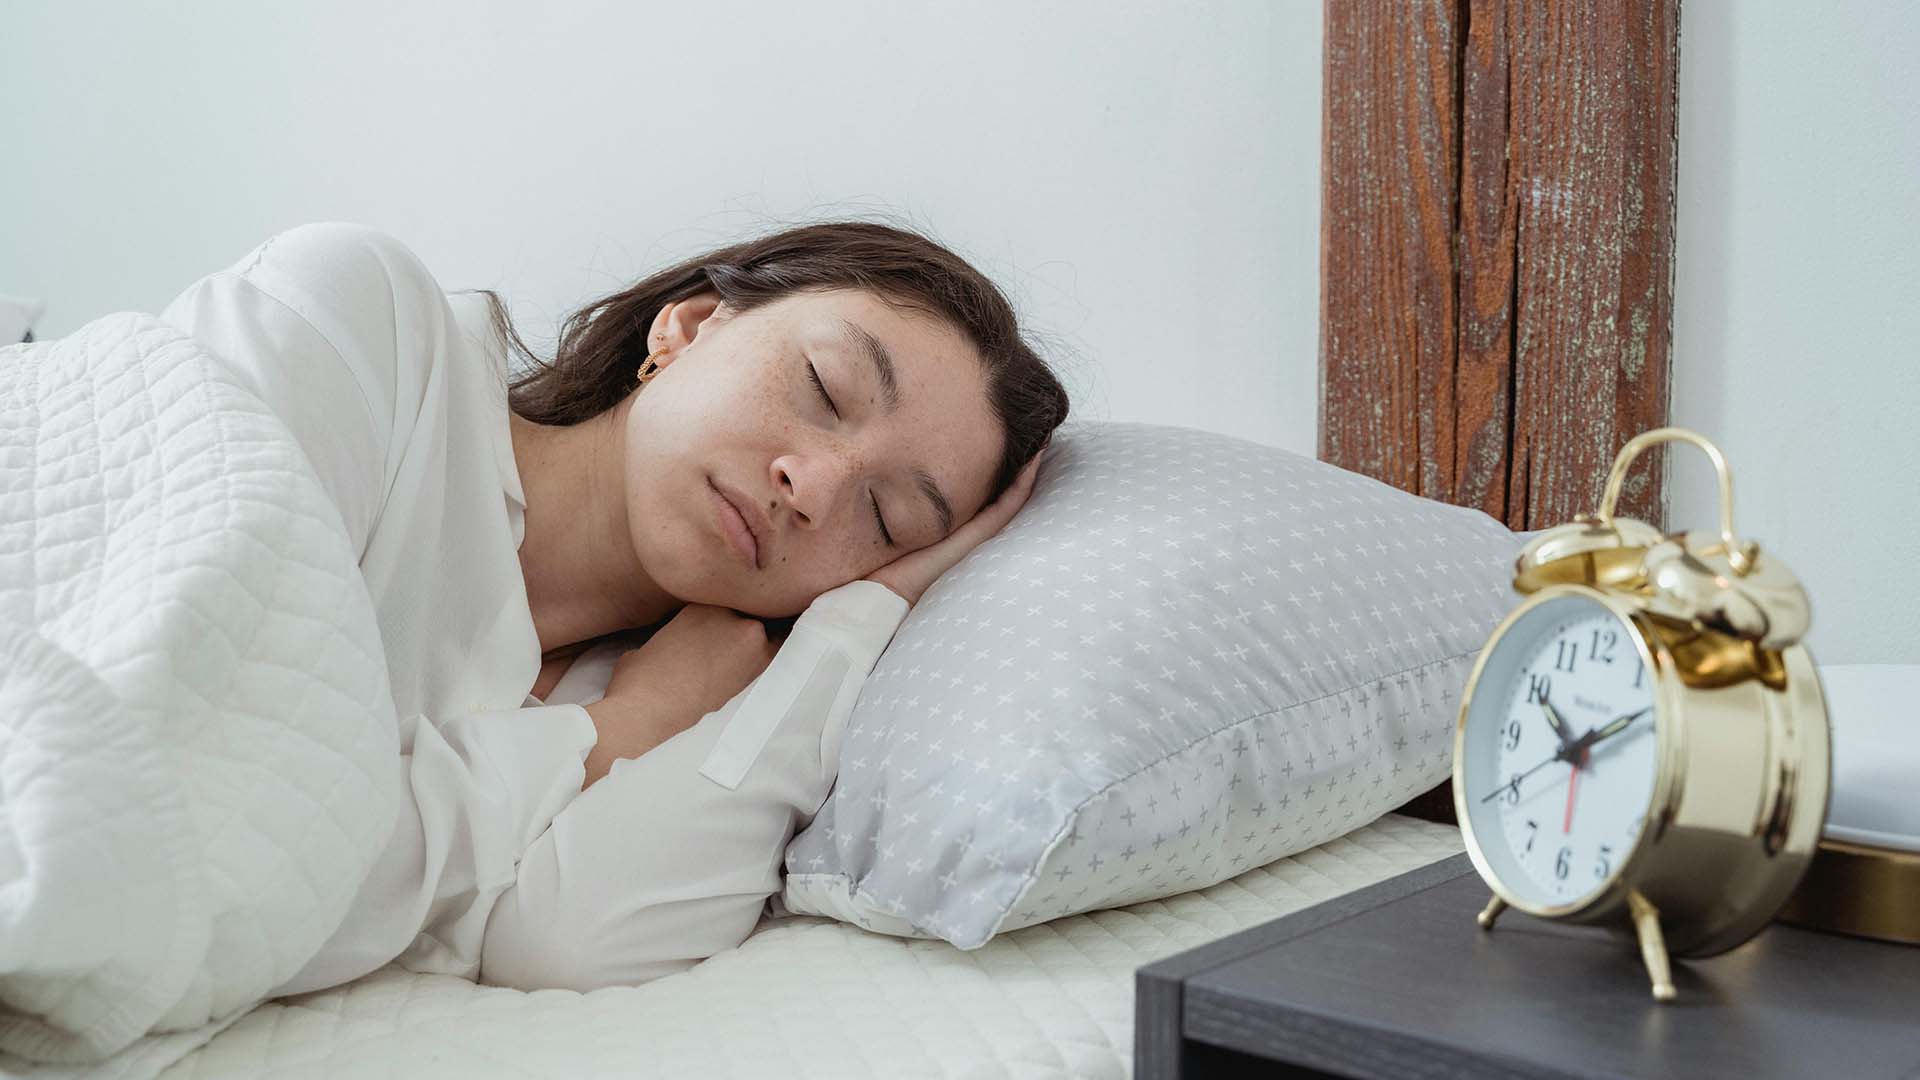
[1818,663,1920,853]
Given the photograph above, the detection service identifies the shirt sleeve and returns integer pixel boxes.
[476,579,910,992]
[268,701,599,996]
[157,221,440,563]
[160,224,605,994]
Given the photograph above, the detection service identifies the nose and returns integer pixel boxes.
[771,450,862,531]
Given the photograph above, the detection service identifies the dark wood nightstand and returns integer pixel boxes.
[1136,853,1920,1079]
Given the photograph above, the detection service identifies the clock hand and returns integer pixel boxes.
[1566,706,1654,757]
[1586,706,1652,748]
[1479,703,1648,807]
[1541,700,1577,748]
[1562,747,1583,833]
[1476,752,1563,804]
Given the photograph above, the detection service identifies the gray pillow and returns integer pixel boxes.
[776,420,1524,948]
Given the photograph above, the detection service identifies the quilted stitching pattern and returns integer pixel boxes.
[159,816,1463,1079]
[0,314,399,1065]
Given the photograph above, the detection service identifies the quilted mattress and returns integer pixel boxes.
[157,814,1463,1079]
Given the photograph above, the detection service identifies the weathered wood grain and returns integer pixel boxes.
[1454,0,1518,522]
[1503,0,1677,529]
[1319,0,1463,501]
[1319,0,1679,825]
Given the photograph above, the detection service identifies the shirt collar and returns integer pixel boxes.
[451,289,530,544]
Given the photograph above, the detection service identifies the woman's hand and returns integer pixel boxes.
[864,450,1045,608]
[579,603,778,789]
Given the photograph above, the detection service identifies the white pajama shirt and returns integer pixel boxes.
[158,222,908,995]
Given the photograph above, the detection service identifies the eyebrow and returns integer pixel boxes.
[835,317,952,539]
[837,318,901,414]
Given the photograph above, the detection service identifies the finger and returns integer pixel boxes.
[992,457,1042,506]
[984,459,1043,519]
[940,457,1044,545]
[1020,455,1043,487]
[1003,458,1042,506]
[973,493,1033,538]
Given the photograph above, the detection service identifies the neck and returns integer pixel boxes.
[509,401,678,656]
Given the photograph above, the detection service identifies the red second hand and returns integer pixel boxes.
[1562,747,1588,833]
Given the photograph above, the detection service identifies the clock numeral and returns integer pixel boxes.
[1503,719,1522,752]
[1595,844,1612,879]
[1554,640,1577,673]
[1526,673,1553,705]
[1503,774,1521,806]
[1589,628,1618,664]
[1523,819,1538,854]
[1555,846,1572,880]
[1633,658,1646,690]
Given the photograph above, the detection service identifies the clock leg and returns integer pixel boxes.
[1476,894,1508,930]
[1626,890,1678,1003]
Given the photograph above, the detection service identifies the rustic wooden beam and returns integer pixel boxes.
[1319,0,1463,502]
[1501,0,1678,530]
[1319,0,1679,824]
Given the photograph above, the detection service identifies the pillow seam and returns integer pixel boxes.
[984,648,1477,943]
[788,649,1478,947]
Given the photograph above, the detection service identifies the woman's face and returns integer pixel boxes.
[624,286,1003,618]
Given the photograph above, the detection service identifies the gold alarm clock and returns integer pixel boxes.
[1452,427,1831,1002]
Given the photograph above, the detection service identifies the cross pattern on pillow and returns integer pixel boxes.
[779,421,1523,949]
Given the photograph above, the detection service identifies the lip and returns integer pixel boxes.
[708,478,764,571]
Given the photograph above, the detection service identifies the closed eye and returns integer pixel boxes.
[806,361,838,418]
[809,360,895,547]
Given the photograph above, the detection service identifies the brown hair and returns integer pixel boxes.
[473,220,1070,509]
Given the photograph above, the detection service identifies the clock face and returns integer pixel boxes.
[1460,592,1660,911]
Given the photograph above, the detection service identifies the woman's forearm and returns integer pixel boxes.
[579,697,683,790]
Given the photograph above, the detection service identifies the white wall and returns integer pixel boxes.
[11,1,1903,663]
[1673,1,1919,664]
[0,0,1326,455]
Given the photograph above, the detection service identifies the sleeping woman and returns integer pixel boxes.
[157,220,1069,995]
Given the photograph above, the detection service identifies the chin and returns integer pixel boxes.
[670,570,795,620]
[744,582,821,621]
[740,592,809,621]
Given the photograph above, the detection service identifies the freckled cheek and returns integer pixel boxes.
[793,546,879,597]
[849,548,894,584]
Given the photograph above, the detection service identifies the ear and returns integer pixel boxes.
[647,290,723,368]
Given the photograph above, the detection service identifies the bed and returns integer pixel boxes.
[157,816,1462,1079]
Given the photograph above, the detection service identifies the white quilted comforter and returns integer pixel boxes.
[157,816,1463,1080]
[0,314,400,1070]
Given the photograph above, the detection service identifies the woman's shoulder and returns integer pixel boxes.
[157,221,500,567]
[238,222,448,332]
[252,221,435,279]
